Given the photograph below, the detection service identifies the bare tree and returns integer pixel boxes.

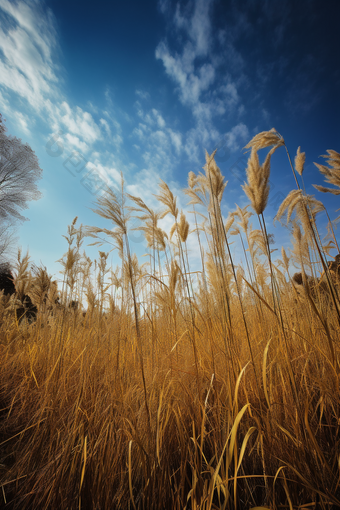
[0,113,5,136]
[0,113,43,223]
[0,220,18,260]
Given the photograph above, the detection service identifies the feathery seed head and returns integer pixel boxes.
[203,150,227,203]
[248,229,269,256]
[295,147,306,176]
[224,213,235,234]
[91,186,128,233]
[188,171,197,189]
[244,128,284,151]
[154,180,179,219]
[178,211,190,242]
[281,247,290,272]
[169,260,180,298]
[313,149,340,194]
[144,225,167,251]
[169,223,177,241]
[28,265,57,308]
[242,148,271,215]
[234,205,252,234]
[275,190,324,238]
[322,149,340,168]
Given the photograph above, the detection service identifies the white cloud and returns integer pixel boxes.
[152,108,166,128]
[100,118,111,136]
[0,1,105,154]
[155,0,218,114]
[174,3,188,30]
[64,133,88,153]
[88,160,121,186]
[156,40,219,121]
[14,111,30,134]
[182,122,248,164]
[0,0,57,57]
[158,0,170,15]
[168,129,182,154]
[135,89,150,100]
[153,0,251,178]
[132,123,148,140]
[220,82,239,108]
[0,0,57,112]
[188,0,215,56]
[135,104,166,129]
[223,123,249,151]
[0,89,33,136]
[126,168,163,209]
[53,102,101,144]
[131,102,184,176]
[113,134,123,148]
[156,0,245,156]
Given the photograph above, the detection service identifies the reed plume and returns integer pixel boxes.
[313,149,340,194]
[242,148,271,215]
[28,265,57,310]
[154,180,179,219]
[275,190,324,239]
[244,127,284,151]
[294,146,306,176]
[13,248,31,300]
[170,211,189,243]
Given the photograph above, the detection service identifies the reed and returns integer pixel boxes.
[0,130,339,509]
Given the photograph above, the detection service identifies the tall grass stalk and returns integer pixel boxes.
[1,130,340,509]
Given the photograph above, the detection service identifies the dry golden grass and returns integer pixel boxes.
[0,130,340,509]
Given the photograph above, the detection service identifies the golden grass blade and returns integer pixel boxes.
[234,363,249,413]
[275,423,301,448]
[249,507,271,510]
[276,460,340,505]
[156,388,164,465]
[304,399,332,476]
[206,404,249,510]
[0,419,46,447]
[236,426,257,472]
[262,339,272,408]
[170,329,188,353]
[200,373,215,454]
[282,469,294,510]
[30,365,39,388]
[79,435,87,510]
[128,440,137,510]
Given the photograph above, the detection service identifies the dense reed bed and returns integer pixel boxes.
[1,129,340,509]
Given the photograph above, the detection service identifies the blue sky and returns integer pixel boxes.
[0,0,339,279]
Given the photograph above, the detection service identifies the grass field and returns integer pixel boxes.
[1,129,340,509]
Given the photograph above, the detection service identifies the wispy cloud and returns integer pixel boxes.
[0,0,105,154]
[155,0,244,119]
[48,102,101,146]
[0,0,58,111]
[132,100,183,173]
[156,0,247,162]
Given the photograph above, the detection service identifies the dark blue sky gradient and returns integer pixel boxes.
[47,0,166,106]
